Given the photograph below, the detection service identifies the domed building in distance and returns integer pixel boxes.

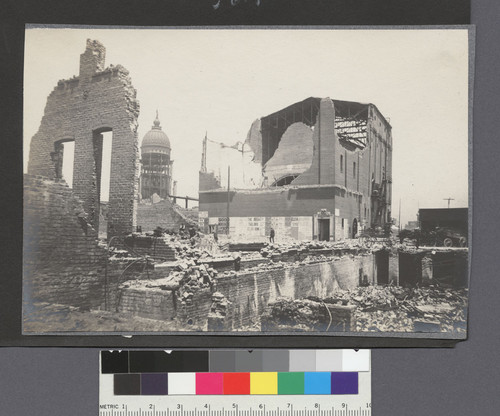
[139,112,173,200]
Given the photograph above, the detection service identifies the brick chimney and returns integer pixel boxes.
[79,39,106,79]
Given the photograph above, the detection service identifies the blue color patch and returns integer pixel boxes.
[304,372,331,395]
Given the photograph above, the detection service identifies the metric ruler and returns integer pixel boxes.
[99,350,371,416]
[98,394,372,416]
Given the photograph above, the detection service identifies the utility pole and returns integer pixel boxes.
[201,132,207,173]
[318,102,321,184]
[398,198,401,232]
[443,197,454,209]
[226,165,230,235]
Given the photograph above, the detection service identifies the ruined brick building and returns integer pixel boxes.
[139,112,173,200]
[27,39,140,238]
[199,97,393,241]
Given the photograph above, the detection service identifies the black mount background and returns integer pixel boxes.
[0,0,472,350]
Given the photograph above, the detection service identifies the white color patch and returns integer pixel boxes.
[168,373,196,395]
[342,349,371,372]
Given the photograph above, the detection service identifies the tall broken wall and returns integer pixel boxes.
[292,98,337,186]
[27,39,140,237]
[263,122,314,184]
[23,175,107,310]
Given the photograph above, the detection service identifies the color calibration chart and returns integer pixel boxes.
[100,350,371,416]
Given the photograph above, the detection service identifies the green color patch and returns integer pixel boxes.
[278,372,304,395]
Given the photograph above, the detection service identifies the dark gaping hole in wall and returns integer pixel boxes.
[261,97,320,166]
[376,250,389,285]
[399,252,423,287]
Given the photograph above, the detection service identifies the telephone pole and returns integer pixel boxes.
[398,198,401,232]
[200,132,207,173]
[226,165,230,235]
[443,197,454,209]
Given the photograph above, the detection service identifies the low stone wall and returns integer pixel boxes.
[116,288,177,320]
[117,253,376,330]
[215,255,374,330]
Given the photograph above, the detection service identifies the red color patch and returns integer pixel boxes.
[223,372,250,395]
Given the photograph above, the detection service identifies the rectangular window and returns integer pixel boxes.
[353,162,356,178]
[340,155,344,173]
[60,141,75,188]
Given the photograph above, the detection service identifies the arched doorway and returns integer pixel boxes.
[352,218,358,238]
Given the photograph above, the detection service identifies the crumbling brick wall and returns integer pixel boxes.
[115,254,375,330]
[215,257,373,329]
[116,288,177,321]
[27,39,140,237]
[23,174,107,310]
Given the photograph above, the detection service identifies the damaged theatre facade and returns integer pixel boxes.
[199,97,393,242]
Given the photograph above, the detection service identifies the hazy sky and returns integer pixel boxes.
[24,27,469,225]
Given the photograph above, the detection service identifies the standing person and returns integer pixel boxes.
[189,226,196,238]
[269,227,275,243]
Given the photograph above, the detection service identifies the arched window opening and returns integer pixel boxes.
[271,174,299,187]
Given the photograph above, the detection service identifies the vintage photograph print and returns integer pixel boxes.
[23,27,470,335]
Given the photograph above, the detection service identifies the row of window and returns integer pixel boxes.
[340,154,386,179]
[339,154,357,178]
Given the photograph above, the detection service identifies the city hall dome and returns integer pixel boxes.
[141,112,171,153]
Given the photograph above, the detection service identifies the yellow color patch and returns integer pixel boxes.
[250,372,278,395]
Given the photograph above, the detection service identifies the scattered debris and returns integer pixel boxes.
[261,297,356,332]
[96,228,469,333]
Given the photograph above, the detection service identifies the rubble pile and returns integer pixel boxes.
[121,262,218,306]
[259,239,375,259]
[174,263,217,305]
[230,260,286,275]
[261,297,355,332]
[260,286,467,333]
[151,232,233,264]
[315,286,467,333]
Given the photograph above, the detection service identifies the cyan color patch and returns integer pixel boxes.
[304,372,331,395]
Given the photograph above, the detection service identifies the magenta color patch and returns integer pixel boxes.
[196,372,223,395]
